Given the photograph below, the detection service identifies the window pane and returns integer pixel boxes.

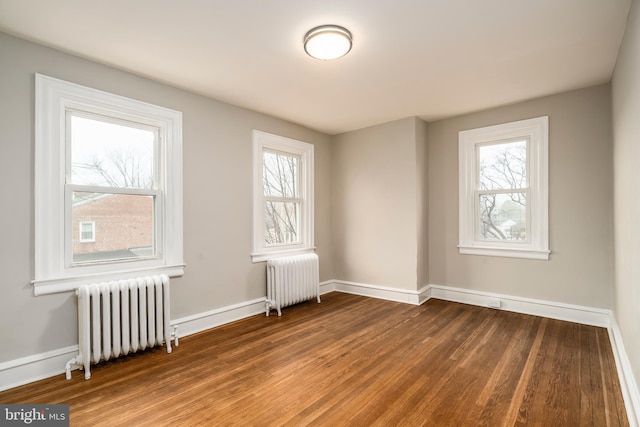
[264,201,299,245]
[263,151,299,198]
[70,114,155,189]
[72,192,155,263]
[478,140,527,190]
[479,193,526,241]
[79,222,95,242]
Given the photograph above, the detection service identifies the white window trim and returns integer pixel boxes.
[78,221,96,243]
[34,74,184,295]
[458,116,549,260]
[251,130,314,263]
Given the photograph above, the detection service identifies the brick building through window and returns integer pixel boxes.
[72,193,154,262]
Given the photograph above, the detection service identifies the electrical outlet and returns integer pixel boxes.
[488,298,501,308]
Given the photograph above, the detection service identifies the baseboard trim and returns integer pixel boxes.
[428,284,610,327]
[608,315,640,427]
[304,280,611,328]
[319,280,335,295]
[0,345,78,392]
[171,297,267,338]
[325,280,430,305]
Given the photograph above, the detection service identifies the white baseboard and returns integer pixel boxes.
[325,280,430,305]
[171,297,267,337]
[323,281,608,327]
[304,280,610,328]
[319,280,335,295]
[0,345,78,392]
[428,284,610,327]
[608,315,640,427]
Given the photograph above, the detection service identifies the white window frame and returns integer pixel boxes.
[458,116,549,260]
[251,130,314,263]
[34,74,184,295]
[78,221,96,243]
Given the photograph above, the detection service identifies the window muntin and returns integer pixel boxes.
[78,221,95,243]
[263,150,301,246]
[66,111,160,265]
[252,130,314,262]
[476,139,529,242]
[459,116,549,260]
[34,74,184,295]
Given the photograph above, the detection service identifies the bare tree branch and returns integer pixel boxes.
[478,142,527,240]
[263,152,299,244]
[72,147,152,189]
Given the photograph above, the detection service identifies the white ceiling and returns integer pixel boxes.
[0,0,631,135]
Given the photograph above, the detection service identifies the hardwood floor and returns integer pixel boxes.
[0,292,628,426]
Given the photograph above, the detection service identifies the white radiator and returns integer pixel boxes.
[66,274,177,380]
[266,253,320,316]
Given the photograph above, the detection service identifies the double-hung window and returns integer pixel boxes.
[251,130,314,262]
[34,74,184,295]
[458,116,549,260]
[78,221,96,243]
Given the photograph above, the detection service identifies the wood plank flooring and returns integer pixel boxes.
[0,292,629,426]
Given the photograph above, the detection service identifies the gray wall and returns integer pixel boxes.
[0,32,333,363]
[428,84,614,308]
[612,0,640,400]
[332,117,428,291]
[416,118,429,290]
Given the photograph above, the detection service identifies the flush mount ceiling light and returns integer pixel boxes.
[304,25,352,60]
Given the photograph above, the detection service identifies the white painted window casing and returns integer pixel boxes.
[34,74,184,295]
[251,130,314,263]
[458,116,549,260]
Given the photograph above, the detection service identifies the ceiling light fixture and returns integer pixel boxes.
[304,25,352,60]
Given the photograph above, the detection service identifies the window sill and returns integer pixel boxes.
[458,245,550,260]
[32,264,185,296]
[251,247,316,263]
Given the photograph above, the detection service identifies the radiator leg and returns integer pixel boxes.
[264,300,282,317]
[65,355,85,380]
[64,357,76,380]
[173,326,179,347]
